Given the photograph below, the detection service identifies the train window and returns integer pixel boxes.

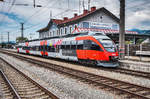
[36,46,40,51]
[98,39,116,52]
[77,44,83,50]
[52,47,55,52]
[45,45,48,51]
[66,45,70,49]
[61,45,65,49]
[17,46,22,48]
[47,46,50,52]
[47,46,55,52]
[89,42,102,51]
[84,40,91,45]
[40,46,44,51]
[33,46,36,50]
[78,40,83,45]
[84,40,91,50]
[71,45,76,49]
[56,45,59,52]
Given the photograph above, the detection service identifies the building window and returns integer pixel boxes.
[57,29,59,36]
[49,31,51,37]
[39,33,41,38]
[53,31,55,36]
[64,27,67,34]
[100,16,103,22]
[61,28,63,35]
[58,29,60,35]
[69,26,72,34]
[49,32,51,37]
[46,31,49,37]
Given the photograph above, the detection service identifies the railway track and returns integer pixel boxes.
[1,50,150,99]
[0,69,20,99]
[0,58,58,99]
[101,68,150,79]
[1,49,150,80]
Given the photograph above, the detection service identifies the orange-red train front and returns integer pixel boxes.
[75,33,119,67]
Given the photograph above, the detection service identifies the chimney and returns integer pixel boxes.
[83,9,88,14]
[74,13,78,17]
[63,17,68,20]
[91,6,96,12]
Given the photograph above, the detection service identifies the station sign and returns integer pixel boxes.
[82,22,119,30]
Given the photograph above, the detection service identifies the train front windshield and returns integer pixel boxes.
[98,39,116,52]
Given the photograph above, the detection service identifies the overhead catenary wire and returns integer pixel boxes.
[0,0,16,25]
[24,0,59,24]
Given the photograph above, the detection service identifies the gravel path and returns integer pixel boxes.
[0,53,119,99]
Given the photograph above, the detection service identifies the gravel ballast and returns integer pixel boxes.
[0,53,118,99]
[1,52,150,98]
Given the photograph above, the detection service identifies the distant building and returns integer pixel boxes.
[37,7,139,43]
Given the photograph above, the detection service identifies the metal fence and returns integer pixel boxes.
[125,43,150,56]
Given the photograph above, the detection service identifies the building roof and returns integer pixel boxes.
[37,19,63,32]
[58,7,120,26]
[52,19,63,24]
[37,7,120,32]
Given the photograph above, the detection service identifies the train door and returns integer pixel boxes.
[40,41,44,56]
[76,40,86,59]
[84,40,92,59]
[44,40,48,56]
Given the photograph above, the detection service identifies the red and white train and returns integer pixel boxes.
[17,32,119,67]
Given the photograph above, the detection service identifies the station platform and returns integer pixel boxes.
[119,56,150,72]
[125,56,150,62]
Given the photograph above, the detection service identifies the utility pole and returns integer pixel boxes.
[21,23,24,42]
[50,10,52,20]
[1,33,3,44]
[1,33,3,48]
[33,0,35,8]
[8,32,9,44]
[88,0,91,11]
[68,0,69,8]
[83,0,85,10]
[119,0,125,59]
[79,0,80,13]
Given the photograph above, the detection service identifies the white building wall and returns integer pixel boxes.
[80,11,118,25]
[39,10,118,39]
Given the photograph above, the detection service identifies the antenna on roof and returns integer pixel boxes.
[83,0,85,10]
[50,10,52,20]
[88,0,91,11]
[68,0,69,8]
[79,0,81,13]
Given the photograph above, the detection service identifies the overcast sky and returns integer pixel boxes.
[0,0,150,42]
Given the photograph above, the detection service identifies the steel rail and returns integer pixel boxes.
[0,69,21,99]
[0,58,59,99]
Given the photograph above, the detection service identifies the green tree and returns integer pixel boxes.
[16,37,28,43]
[136,39,145,45]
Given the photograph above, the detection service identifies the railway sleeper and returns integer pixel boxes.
[141,91,150,96]
[132,88,145,93]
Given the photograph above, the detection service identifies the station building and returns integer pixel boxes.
[37,7,148,44]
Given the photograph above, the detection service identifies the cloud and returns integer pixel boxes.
[0,0,150,42]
